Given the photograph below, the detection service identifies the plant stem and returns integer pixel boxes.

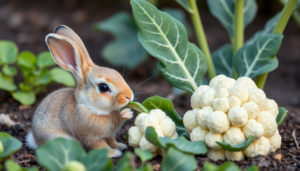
[188,0,216,80]
[233,0,244,79]
[255,0,297,89]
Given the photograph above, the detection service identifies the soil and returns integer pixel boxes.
[1,0,300,170]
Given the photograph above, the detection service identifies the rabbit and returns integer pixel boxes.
[26,25,134,157]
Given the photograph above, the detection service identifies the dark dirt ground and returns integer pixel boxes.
[1,0,300,170]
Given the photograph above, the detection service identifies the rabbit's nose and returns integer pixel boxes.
[126,96,130,100]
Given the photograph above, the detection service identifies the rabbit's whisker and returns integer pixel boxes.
[135,77,154,88]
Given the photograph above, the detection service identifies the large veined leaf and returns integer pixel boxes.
[142,96,188,137]
[134,148,153,163]
[234,33,283,78]
[0,40,18,65]
[0,132,22,160]
[175,0,193,13]
[212,44,233,77]
[79,148,113,171]
[206,0,258,40]
[131,0,207,93]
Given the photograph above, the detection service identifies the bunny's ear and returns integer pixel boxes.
[54,25,94,66]
[45,33,89,80]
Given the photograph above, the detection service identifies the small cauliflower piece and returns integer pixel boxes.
[228,96,241,107]
[264,99,279,118]
[228,86,249,104]
[215,78,236,90]
[256,111,277,138]
[235,77,257,89]
[134,113,148,126]
[191,85,210,109]
[248,88,267,110]
[139,136,158,152]
[223,127,246,145]
[149,109,167,124]
[205,132,223,150]
[183,109,199,132]
[242,119,264,141]
[216,88,230,98]
[207,149,225,161]
[206,111,230,133]
[244,136,270,158]
[128,126,143,147]
[139,115,164,137]
[196,106,213,130]
[171,132,178,139]
[268,129,281,153]
[209,75,227,88]
[225,150,245,161]
[200,88,216,107]
[242,102,260,119]
[228,107,248,127]
[212,97,230,113]
[190,127,209,142]
[160,117,176,137]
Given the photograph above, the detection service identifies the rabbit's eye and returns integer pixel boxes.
[98,83,110,92]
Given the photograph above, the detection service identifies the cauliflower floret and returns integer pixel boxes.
[128,126,143,147]
[171,132,178,139]
[215,78,236,90]
[264,99,279,118]
[256,111,277,138]
[225,150,245,161]
[228,86,249,104]
[235,77,257,89]
[139,115,164,137]
[205,132,223,150]
[242,119,264,141]
[228,107,248,127]
[207,149,225,161]
[149,109,167,124]
[244,136,270,158]
[242,102,260,119]
[200,88,216,107]
[160,117,176,137]
[191,85,210,109]
[209,74,227,88]
[248,88,267,110]
[183,109,199,132]
[228,96,241,107]
[223,127,246,145]
[134,113,148,126]
[196,106,213,130]
[190,126,209,142]
[216,88,230,98]
[206,111,230,133]
[268,129,281,153]
[212,97,230,113]
[139,136,158,152]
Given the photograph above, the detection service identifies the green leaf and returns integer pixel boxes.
[115,151,135,171]
[5,160,22,171]
[145,127,207,154]
[0,41,18,65]
[79,148,113,171]
[175,0,193,13]
[36,138,86,171]
[137,163,154,171]
[51,67,75,87]
[2,65,17,76]
[0,73,17,91]
[142,96,188,137]
[206,0,258,40]
[216,135,254,152]
[161,147,197,171]
[203,162,245,171]
[17,51,36,69]
[277,107,289,126]
[234,33,283,78]
[37,51,56,69]
[126,102,149,113]
[94,12,148,69]
[36,70,52,85]
[19,83,32,92]
[135,148,153,163]
[245,165,259,171]
[212,44,233,78]
[203,162,218,171]
[131,0,207,93]
[162,8,191,36]
[0,132,22,160]
[12,91,36,106]
[126,132,129,140]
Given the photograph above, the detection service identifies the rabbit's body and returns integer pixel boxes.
[26,26,133,157]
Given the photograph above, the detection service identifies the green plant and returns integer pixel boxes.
[0,41,75,105]
[203,162,259,171]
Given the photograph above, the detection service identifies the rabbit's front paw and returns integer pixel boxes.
[121,108,133,120]
[110,149,122,158]
[116,143,128,151]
